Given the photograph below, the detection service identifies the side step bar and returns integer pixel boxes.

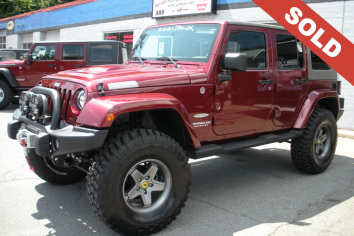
[186,129,303,159]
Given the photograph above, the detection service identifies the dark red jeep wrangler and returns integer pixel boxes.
[0,41,126,109]
[8,21,344,235]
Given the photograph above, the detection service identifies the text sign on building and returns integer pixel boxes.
[152,0,217,18]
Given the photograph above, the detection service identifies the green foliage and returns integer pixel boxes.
[0,0,75,19]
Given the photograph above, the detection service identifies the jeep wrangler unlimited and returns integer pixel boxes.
[0,40,126,109]
[8,21,344,235]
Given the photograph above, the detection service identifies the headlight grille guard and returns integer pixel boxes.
[30,87,61,130]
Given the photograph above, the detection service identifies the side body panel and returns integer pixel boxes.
[271,29,309,128]
[212,25,275,135]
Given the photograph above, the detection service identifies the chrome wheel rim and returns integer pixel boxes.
[314,125,331,161]
[123,159,172,214]
[0,88,4,103]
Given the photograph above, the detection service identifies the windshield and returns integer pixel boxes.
[130,24,221,63]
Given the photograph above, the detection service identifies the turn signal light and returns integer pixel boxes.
[106,113,114,122]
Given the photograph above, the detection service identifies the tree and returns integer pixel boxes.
[0,0,75,19]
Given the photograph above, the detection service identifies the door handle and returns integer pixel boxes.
[48,64,56,68]
[75,64,83,67]
[295,78,307,84]
[258,79,273,85]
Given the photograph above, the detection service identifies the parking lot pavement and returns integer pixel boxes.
[1,105,353,236]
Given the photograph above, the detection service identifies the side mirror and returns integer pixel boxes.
[218,53,248,83]
[27,54,32,65]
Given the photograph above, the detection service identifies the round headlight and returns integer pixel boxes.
[75,90,86,110]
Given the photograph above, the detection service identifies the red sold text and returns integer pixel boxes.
[286,7,341,57]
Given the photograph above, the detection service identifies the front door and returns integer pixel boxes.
[271,30,309,127]
[213,26,274,135]
[25,44,58,86]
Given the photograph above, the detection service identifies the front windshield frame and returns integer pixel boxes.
[130,24,221,64]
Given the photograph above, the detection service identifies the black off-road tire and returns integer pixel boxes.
[28,152,87,185]
[291,108,338,174]
[86,129,191,236]
[0,79,13,110]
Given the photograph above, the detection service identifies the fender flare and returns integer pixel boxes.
[77,93,201,148]
[0,68,18,87]
[293,89,339,129]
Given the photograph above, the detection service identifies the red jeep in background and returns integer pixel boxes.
[0,41,126,109]
[8,21,344,235]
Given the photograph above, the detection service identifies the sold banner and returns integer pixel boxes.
[252,0,354,86]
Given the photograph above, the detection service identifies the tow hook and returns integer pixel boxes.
[20,137,34,171]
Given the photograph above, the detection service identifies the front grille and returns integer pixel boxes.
[43,85,72,121]
[38,79,86,125]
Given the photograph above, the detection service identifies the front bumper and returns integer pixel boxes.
[8,117,108,157]
[7,86,108,158]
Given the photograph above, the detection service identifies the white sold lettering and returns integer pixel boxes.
[299,18,316,36]
[285,7,341,57]
[285,7,303,25]
[323,38,342,57]
[311,28,325,48]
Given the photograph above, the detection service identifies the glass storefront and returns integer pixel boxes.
[104,31,133,56]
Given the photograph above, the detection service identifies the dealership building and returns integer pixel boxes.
[0,0,353,129]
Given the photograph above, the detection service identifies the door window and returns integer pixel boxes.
[225,30,267,69]
[276,34,304,69]
[31,45,56,60]
[62,44,84,60]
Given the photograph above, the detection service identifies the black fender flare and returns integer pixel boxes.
[0,68,18,88]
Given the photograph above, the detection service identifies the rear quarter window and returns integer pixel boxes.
[311,51,331,70]
[90,44,113,61]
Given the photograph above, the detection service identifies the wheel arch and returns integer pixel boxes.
[294,89,339,129]
[77,93,201,148]
[0,68,18,88]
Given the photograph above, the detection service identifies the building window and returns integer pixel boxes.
[104,31,133,56]
[0,36,6,49]
[23,43,33,49]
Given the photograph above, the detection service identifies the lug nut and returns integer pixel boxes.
[149,183,154,187]
[146,176,150,180]
[143,190,147,194]
[138,178,142,182]
[136,187,140,191]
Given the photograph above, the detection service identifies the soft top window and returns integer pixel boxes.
[90,44,113,61]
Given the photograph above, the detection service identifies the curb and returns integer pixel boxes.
[338,133,354,140]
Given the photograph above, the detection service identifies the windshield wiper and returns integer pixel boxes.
[156,57,181,68]
[129,56,146,65]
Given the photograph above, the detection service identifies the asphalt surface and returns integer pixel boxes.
[1,104,354,236]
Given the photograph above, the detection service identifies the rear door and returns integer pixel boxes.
[59,43,86,71]
[213,25,274,135]
[25,44,58,86]
[272,30,309,127]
